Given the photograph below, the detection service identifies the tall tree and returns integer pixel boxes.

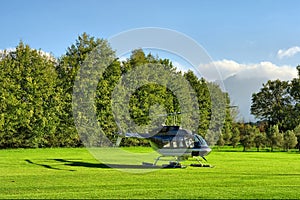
[289,65,300,128]
[222,101,233,145]
[230,127,240,148]
[216,133,225,147]
[293,124,300,151]
[239,124,256,151]
[95,60,121,142]
[251,79,292,131]
[267,125,283,152]
[254,132,266,152]
[119,50,188,134]
[57,33,115,146]
[283,130,297,151]
[184,71,211,136]
[206,82,228,145]
[0,43,61,148]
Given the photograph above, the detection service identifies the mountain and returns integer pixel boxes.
[222,74,269,122]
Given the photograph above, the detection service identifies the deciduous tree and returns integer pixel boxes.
[283,130,297,151]
[267,125,283,152]
[251,80,292,131]
[0,42,61,148]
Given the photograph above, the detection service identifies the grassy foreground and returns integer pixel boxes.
[1,147,300,199]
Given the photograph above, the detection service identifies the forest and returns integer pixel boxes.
[0,33,300,151]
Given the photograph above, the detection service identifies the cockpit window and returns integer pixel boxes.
[194,135,208,146]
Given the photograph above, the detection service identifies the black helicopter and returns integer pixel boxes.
[115,124,212,168]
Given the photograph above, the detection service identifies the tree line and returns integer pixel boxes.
[248,68,300,151]
[217,122,300,152]
[1,32,299,151]
[0,33,232,148]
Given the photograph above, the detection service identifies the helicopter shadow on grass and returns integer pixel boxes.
[25,158,163,170]
[52,158,163,169]
[24,159,75,171]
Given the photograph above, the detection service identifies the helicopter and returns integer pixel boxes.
[115,122,212,168]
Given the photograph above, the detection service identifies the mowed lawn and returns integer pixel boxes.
[1,147,300,199]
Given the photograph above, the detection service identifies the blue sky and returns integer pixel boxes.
[1,0,299,65]
[1,0,300,120]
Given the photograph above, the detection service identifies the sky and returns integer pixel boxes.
[1,0,300,121]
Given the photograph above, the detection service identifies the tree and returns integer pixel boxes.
[289,65,300,129]
[216,133,225,148]
[222,94,234,145]
[283,130,297,151]
[267,125,283,152]
[206,82,228,145]
[57,33,115,146]
[251,80,292,131]
[293,124,300,151]
[184,71,211,136]
[230,127,240,148]
[254,132,266,152]
[239,124,256,151]
[0,42,61,148]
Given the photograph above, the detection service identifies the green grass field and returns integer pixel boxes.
[1,147,300,199]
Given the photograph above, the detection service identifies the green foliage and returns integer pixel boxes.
[293,124,300,151]
[95,60,122,142]
[57,33,116,147]
[184,71,211,136]
[230,127,240,148]
[239,124,256,151]
[283,130,297,151]
[251,80,292,131]
[251,66,300,132]
[267,125,283,152]
[0,42,61,148]
[216,133,225,147]
[0,34,237,148]
[253,131,266,152]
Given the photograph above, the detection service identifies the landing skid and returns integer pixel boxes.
[190,156,214,168]
[142,156,186,168]
[142,155,213,168]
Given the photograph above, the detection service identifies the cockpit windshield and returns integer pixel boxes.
[194,134,208,146]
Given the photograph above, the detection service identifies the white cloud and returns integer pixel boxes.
[0,48,56,62]
[198,59,298,121]
[0,48,15,56]
[171,61,189,73]
[118,56,129,62]
[277,46,300,59]
[199,59,297,81]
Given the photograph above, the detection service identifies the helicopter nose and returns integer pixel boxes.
[203,146,212,156]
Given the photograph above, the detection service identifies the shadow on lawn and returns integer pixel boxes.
[24,159,74,171]
[25,158,162,170]
[52,158,162,169]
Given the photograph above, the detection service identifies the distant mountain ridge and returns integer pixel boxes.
[221,74,270,122]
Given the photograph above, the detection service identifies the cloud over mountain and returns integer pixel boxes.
[199,59,297,81]
[199,60,298,121]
